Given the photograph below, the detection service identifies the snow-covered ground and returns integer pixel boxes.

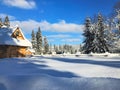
[0,54,120,90]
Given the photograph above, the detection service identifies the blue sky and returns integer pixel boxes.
[0,0,119,45]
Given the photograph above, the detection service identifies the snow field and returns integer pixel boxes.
[0,55,120,90]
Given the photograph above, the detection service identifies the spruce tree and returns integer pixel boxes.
[43,36,49,54]
[36,27,43,54]
[49,44,52,54]
[92,14,109,53]
[116,10,120,34]
[59,45,63,53]
[0,18,2,28]
[105,18,116,52]
[54,45,58,53]
[31,30,36,50]
[113,10,120,52]
[63,44,67,53]
[4,16,10,27]
[82,17,95,54]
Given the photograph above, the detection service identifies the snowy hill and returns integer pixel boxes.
[0,55,120,90]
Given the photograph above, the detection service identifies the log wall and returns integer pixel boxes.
[0,45,32,58]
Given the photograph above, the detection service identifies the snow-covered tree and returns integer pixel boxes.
[0,18,2,28]
[104,17,118,53]
[43,36,49,54]
[49,44,53,54]
[54,45,59,53]
[31,30,36,50]
[58,45,63,53]
[59,45,62,50]
[116,10,120,33]
[36,27,43,54]
[63,44,68,53]
[82,17,95,54]
[112,9,120,52]
[92,14,109,53]
[4,16,10,27]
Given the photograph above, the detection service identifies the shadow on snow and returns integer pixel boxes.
[46,57,120,68]
[0,58,78,78]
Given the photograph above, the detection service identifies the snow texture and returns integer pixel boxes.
[0,55,120,90]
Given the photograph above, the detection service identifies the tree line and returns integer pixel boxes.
[52,44,81,54]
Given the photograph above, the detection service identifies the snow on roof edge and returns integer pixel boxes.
[0,25,32,47]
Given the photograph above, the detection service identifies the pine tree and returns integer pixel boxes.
[0,18,2,28]
[54,45,58,53]
[63,44,67,53]
[92,14,109,53]
[59,45,64,53]
[79,44,82,52]
[36,27,43,54]
[43,36,49,54]
[31,30,36,50]
[113,10,120,52]
[4,16,10,27]
[82,17,95,54]
[105,18,117,52]
[49,44,52,54]
[59,45,62,51]
[116,10,120,34]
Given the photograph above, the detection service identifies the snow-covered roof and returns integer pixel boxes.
[0,25,32,47]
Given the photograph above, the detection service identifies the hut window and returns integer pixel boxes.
[15,31,19,37]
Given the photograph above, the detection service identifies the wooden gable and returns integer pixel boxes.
[11,27,24,40]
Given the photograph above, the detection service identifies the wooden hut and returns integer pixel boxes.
[0,25,33,58]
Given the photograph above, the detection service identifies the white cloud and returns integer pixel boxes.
[11,20,40,32]
[10,19,84,34]
[45,20,84,33]
[47,34,71,38]
[61,38,81,42]
[2,0,36,9]
[48,39,55,43]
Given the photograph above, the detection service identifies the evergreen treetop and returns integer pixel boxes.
[4,16,10,27]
